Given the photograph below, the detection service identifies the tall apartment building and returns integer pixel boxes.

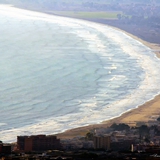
[17,135,61,152]
[0,141,11,154]
[93,135,111,150]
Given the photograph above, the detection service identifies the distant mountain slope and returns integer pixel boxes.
[1,0,160,12]
[1,0,160,7]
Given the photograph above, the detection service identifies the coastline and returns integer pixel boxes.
[1,4,160,141]
[13,6,160,139]
[55,18,160,139]
[107,25,160,59]
[56,95,160,139]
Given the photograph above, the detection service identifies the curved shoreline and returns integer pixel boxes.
[56,95,160,140]
[56,18,160,137]
[55,18,160,139]
[1,5,160,142]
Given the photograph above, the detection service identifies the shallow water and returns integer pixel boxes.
[0,5,160,142]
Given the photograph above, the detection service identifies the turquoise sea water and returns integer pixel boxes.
[0,5,160,142]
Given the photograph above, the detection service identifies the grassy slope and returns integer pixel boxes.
[48,11,122,19]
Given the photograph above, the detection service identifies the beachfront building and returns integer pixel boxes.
[0,141,11,155]
[93,135,111,150]
[17,135,61,152]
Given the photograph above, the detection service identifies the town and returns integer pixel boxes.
[1,118,160,160]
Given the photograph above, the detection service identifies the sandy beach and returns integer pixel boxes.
[56,19,160,140]
[1,4,160,141]
[57,94,160,139]
[8,5,160,139]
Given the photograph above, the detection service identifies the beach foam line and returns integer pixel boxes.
[0,5,160,142]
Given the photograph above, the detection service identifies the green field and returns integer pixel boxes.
[50,11,122,19]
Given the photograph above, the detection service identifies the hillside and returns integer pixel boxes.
[1,0,160,12]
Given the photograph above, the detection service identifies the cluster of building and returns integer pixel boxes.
[0,135,111,153]
[1,122,160,159]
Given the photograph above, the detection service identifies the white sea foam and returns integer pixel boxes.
[0,5,160,143]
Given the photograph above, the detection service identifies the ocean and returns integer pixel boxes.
[0,5,160,142]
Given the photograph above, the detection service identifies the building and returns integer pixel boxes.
[145,145,160,154]
[0,141,11,155]
[93,136,111,150]
[111,139,135,151]
[17,135,61,152]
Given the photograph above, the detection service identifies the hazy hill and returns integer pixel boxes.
[1,0,160,11]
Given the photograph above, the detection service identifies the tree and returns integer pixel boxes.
[138,125,149,136]
[157,117,160,122]
[117,14,122,20]
[110,123,130,131]
[85,132,94,140]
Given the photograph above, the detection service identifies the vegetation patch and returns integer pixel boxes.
[50,11,122,19]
